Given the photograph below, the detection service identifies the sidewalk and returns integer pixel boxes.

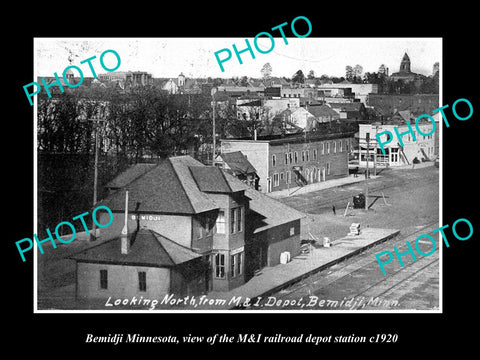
[268,160,436,200]
[187,227,400,310]
[389,161,435,171]
[268,174,379,199]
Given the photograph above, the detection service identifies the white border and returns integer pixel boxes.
[33,37,442,314]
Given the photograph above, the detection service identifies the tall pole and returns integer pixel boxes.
[90,119,100,241]
[87,114,106,241]
[212,92,216,165]
[365,132,369,211]
[374,125,378,177]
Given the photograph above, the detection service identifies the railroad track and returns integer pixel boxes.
[254,220,440,310]
[348,257,439,310]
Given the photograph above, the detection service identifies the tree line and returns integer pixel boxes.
[37,86,254,234]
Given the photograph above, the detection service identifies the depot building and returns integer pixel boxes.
[70,156,303,303]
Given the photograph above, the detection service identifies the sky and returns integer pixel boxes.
[35,38,442,80]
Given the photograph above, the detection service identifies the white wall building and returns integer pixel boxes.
[358,122,436,167]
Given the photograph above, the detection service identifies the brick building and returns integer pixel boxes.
[221,131,355,193]
[367,94,439,118]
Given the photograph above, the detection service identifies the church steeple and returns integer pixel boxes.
[400,52,411,73]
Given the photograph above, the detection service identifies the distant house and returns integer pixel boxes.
[307,104,341,124]
[329,102,366,120]
[154,73,203,95]
[273,107,316,130]
[157,78,179,94]
[280,86,317,100]
[214,151,259,190]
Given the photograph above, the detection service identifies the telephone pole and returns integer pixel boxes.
[86,115,106,241]
[365,132,370,211]
[212,91,216,165]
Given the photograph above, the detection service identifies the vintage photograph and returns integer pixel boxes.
[33,37,441,312]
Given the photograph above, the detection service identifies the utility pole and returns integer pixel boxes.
[365,132,369,211]
[212,91,216,165]
[85,114,106,242]
[374,125,378,176]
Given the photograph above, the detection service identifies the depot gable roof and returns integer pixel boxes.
[69,228,201,267]
[98,156,246,215]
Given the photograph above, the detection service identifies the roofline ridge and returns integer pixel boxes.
[217,166,233,193]
[67,234,127,259]
[166,158,196,214]
[150,229,202,256]
[148,229,177,265]
[105,162,158,192]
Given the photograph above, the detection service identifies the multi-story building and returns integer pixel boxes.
[318,83,378,103]
[70,155,303,303]
[358,120,436,167]
[221,131,355,193]
[280,86,317,100]
[367,94,439,117]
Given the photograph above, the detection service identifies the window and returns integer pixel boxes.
[306,150,309,161]
[333,141,336,153]
[280,172,284,182]
[301,151,305,162]
[290,227,295,236]
[236,207,243,232]
[339,140,343,152]
[289,152,293,164]
[230,207,243,233]
[313,149,317,160]
[284,153,288,165]
[206,216,214,236]
[294,152,298,163]
[196,217,203,239]
[100,269,108,290]
[214,253,225,279]
[138,271,147,292]
[230,252,243,277]
[231,208,236,234]
[326,142,330,154]
[272,154,276,167]
[326,162,331,175]
[216,210,225,234]
[321,143,325,155]
[273,173,279,187]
